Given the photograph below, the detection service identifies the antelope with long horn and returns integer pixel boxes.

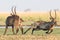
[4,6,24,35]
[31,10,56,34]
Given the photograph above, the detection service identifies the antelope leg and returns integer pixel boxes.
[12,25,15,34]
[4,25,8,35]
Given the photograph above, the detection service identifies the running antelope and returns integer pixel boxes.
[31,10,56,34]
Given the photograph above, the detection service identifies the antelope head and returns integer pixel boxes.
[49,10,56,24]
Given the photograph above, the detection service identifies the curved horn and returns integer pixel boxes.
[54,9,57,19]
[11,6,14,15]
[14,6,16,15]
[49,10,53,18]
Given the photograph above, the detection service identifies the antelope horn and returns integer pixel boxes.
[49,10,53,18]
[14,6,16,15]
[11,6,14,15]
[54,10,56,19]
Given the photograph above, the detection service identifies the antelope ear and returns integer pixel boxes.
[20,18,24,22]
[10,13,13,15]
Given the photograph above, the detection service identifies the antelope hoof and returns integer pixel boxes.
[46,32,49,34]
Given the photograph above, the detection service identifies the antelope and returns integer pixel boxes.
[31,10,56,34]
[4,6,24,35]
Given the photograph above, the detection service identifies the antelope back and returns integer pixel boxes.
[6,15,20,25]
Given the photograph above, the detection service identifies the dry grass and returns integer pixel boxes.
[0,12,60,25]
[0,35,60,40]
[0,12,60,20]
